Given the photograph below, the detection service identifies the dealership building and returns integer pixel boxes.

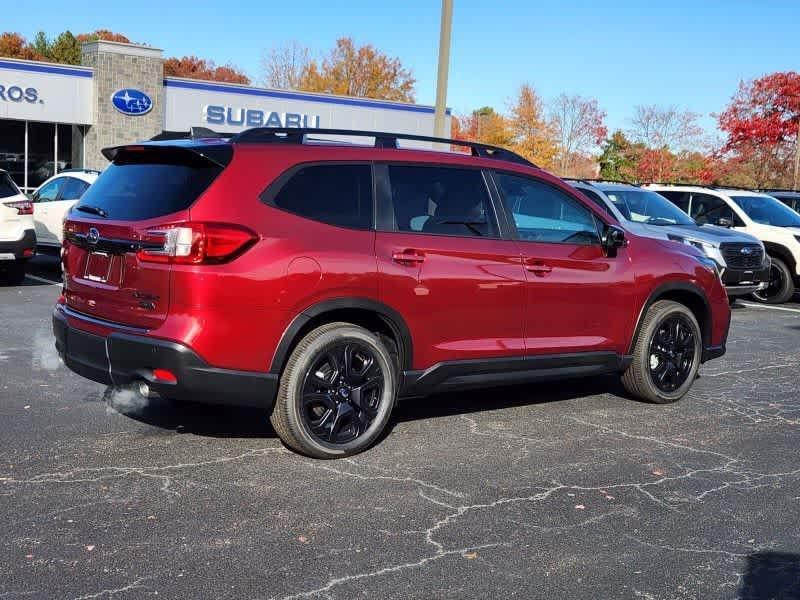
[0,40,451,192]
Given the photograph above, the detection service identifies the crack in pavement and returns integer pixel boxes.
[1,448,287,497]
[71,576,153,600]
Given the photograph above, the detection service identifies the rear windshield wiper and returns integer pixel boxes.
[75,205,108,218]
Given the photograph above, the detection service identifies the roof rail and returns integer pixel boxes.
[572,178,640,186]
[228,127,536,167]
[150,127,227,141]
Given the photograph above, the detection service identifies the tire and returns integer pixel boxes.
[1,260,26,285]
[270,322,398,458]
[621,300,702,404]
[751,257,795,304]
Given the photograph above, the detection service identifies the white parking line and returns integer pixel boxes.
[25,274,61,286]
[739,301,800,314]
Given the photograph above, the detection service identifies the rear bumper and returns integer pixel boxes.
[0,229,35,260]
[53,305,277,409]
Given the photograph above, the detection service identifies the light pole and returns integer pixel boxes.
[433,0,453,139]
[794,119,800,191]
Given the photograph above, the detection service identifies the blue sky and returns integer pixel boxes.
[5,0,799,135]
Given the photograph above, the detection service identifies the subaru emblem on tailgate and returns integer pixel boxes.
[87,228,100,245]
[740,246,753,255]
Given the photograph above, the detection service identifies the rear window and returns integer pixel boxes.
[268,164,373,230]
[74,149,224,220]
[0,172,21,199]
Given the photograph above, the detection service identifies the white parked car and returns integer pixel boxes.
[647,184,800,304]
[0,169,36,284]
[32,169,99,249]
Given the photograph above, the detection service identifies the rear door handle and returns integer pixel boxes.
[525,262,552,275]
[392,250,426,265]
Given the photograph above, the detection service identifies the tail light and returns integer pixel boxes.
[3,200,33,215]
[137,222,257,265]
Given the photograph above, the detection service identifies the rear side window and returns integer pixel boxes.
[74,149,223,221]
[0,173,20,199]
[387,165,497,237]
[60,177,90,201]
[496,173,601,245]
[271,164,373,230]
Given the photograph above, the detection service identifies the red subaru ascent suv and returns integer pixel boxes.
[54,128,731,458]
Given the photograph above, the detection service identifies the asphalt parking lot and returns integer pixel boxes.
[2,255,800,599]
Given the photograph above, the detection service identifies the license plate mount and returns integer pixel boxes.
[84,252,113,283]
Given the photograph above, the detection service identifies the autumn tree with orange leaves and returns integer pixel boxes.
[0,29,251,84]
[263,38,415,102]
[163,56,250,85]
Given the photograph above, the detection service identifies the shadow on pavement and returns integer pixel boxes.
[738,552,800,600]
[391,375,624,425]
[104,391,277,439]
[107,375,624,441]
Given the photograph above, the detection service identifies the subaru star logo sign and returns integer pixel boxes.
[111,88,153,116]
[741,246,753,255]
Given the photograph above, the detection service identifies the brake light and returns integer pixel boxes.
[137,222,257,265]
[3,200,33,215]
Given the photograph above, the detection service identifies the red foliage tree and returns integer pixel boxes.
[164,56,250,85]
[76,30,131,43]
[0,32,42,60]
[718,71,800,186]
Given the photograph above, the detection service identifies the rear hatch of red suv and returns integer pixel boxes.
[62,142,233,330]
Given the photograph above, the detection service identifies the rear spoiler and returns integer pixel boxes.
[101,141,233,168]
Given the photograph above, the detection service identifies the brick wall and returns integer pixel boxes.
[81,41,164,170]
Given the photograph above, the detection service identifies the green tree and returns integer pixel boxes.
[31,31,51,60]
[599,130,637,181]
[49,31,81,65]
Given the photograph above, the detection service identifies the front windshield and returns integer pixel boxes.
[730,195,800,228]
[602,189,696,226]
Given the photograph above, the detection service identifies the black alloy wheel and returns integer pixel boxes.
[751,257,795,304]
[648,314,696,393]
[300,341,384,444]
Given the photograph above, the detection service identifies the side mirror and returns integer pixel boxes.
[602,225,626,257]
[716,217,733,228]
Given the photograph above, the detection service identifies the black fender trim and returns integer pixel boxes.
[269,297,414,374]
[629,281,714,361]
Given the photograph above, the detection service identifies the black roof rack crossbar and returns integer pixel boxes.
[228,127,535,167]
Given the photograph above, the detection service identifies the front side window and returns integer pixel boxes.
[690,193,740,227]
[730,195,800,228]
[496,173,601,245]
[387,165,497,237]
[272,164,373,230]
[35,178,63,203]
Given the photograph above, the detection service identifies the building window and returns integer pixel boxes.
[27,122,55,189]
[0,119,26,189]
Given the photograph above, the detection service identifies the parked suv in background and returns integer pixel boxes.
[0,169,35,284]
[648,184,800,304]
[54,128,731,458]
[569,180,769,301]
[32,169,100,249]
